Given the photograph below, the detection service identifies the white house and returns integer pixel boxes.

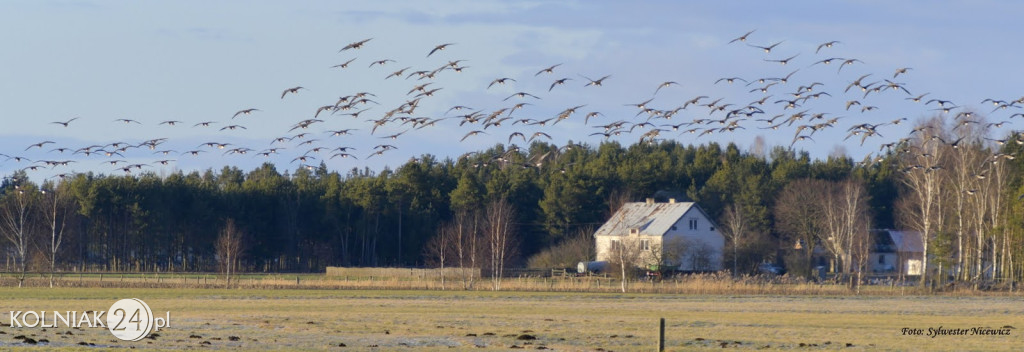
[594,198,724,271]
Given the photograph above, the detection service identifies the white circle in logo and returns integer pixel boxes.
[107,298,154,341]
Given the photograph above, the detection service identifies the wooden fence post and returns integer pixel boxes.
[659,318,665,352]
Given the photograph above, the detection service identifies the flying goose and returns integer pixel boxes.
[26,141,55,150]
[232,108,260,118]
[281,86,305,99]
[51,117,79,127]
[535,63,562,76]
[749,41,783,53]
[728,29,756,44]
[487,77,516,89]
[427,43,454,57]
[581,74,611,87]
[331,58,357,69]
[815,41,840,53]
[339,38,372,52]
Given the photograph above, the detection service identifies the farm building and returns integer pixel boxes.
[594,198,724,271]
[869,229,924,276]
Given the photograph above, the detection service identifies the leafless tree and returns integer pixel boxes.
[897,116,947,287]
[819,179,871,278]
[425,221,454,290]
[1,183,37,287]
[966,163,990,285]
[686,242,716,271]
[215,218,246,287]
[484,198,517,291]
[39,181,74,288]
[646,236,687,274]
[448,210,483,289]
[851,217,873,294]
[985,152,1010,283]
[943,117,986,282]
[774,178,826,278]
[818,182,843,273]
[606,188,633,219]
[963,148,1008,286]
[720,202,749,276]
[841,180,872,275]
[749,135,767,159]
[607,236,643,293]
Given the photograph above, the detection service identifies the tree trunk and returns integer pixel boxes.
[18,255,26,288]
[618,240,627,293]
[226,253,232,288]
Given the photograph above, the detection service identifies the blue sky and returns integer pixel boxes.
[2,1,1022,180]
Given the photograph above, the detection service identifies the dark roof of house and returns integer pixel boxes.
[873,230,924,253]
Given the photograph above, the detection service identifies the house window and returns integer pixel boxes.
[629,228,639,235]
[879,255,885,265]
[610,240,621,252]
[688,218,698,230]
[640,239,650,251]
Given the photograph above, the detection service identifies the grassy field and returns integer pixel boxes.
[0,288,1022,351]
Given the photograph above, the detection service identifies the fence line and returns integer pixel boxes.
[0,270,1018,296]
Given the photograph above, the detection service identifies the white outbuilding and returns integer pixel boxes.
[594,198,724,272]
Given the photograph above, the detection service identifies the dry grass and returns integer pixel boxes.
[0,287,1022,351]
[4,271,1017,298]
[326,266,479,279]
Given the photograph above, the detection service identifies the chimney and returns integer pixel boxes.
[669,198,676,204]
[645,198,654,204]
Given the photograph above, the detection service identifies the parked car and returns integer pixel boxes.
[758,262,785,275]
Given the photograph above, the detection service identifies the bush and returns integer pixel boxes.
[526,232,594,269]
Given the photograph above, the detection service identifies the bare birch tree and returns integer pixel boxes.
[851,216,873,294]
[985,152,1011,282]
[898,117,947,287]
[484,198,517,291]
[819,179,871,278]
[1,184,36,288]
[963,149,1008,286]
[719,202,749,276]
[39,181,74,288]
[425,221,453,290]
[608,236,642,293]
[967,162,990,285]
[450,210,482,289]
[946,134,982,281]
[216,218,245,287]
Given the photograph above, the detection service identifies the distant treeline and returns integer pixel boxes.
[2,126,1023,288]
[0,140,888,272]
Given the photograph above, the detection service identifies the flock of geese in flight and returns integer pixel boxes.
[3,29,1024,179]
